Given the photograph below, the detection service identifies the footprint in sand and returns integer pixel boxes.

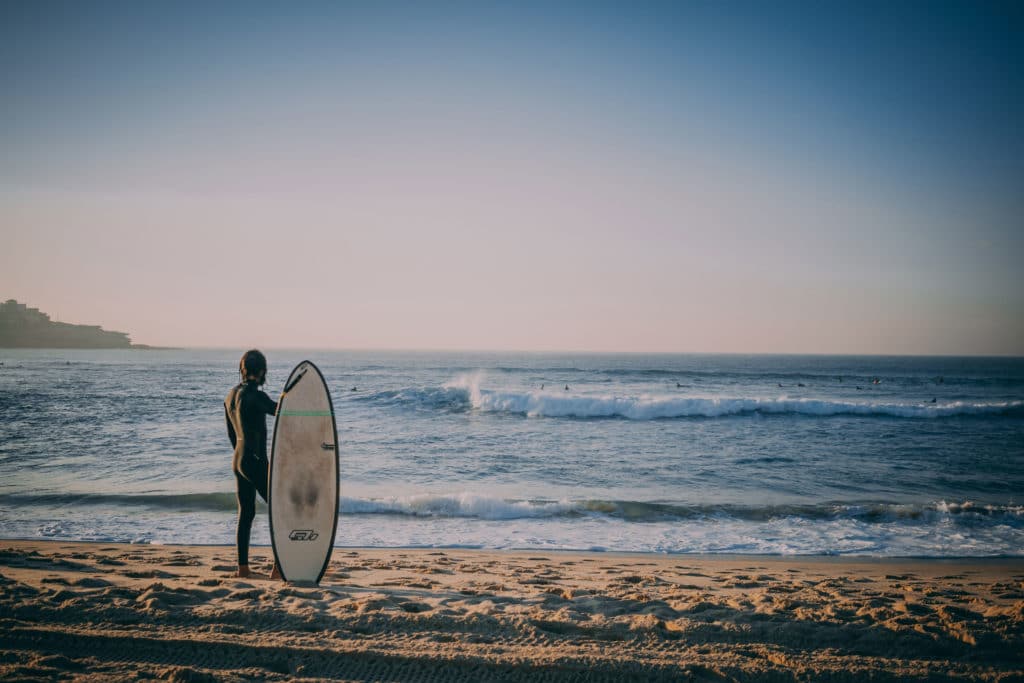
[398,601,431,613]
[124,569,176,579]
[41,576,71,585]
[226,588,263,601]
[95,557,125,566]
[70,577,113,588]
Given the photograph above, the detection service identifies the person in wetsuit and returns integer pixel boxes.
[225,349,280,579]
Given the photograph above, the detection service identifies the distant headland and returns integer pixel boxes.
[0,299,163,349]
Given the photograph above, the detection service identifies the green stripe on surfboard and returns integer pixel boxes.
[279,410,332,416]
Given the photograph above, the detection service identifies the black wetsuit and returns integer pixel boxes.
[225,381,277,566]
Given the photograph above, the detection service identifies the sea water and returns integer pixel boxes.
[1,349,1022,556]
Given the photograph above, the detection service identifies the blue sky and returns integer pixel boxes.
[2,1,1022,353]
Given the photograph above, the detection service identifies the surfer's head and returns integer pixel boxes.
[239,349,267,385]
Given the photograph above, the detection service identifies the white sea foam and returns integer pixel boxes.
[437,377,1024,419]
[8,491,1021,523]
[341,492,576,520]
[330,493,1024,524]
[6,499,1023,556]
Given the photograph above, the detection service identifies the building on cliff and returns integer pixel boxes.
[0,300,133,348]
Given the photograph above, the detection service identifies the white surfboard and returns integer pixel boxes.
[270,360,339,585]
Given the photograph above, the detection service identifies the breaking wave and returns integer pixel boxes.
[4,492,1021,525]
[369,375,1024,420]
[339,496,1024,524]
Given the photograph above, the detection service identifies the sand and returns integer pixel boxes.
[0,541,1021,682]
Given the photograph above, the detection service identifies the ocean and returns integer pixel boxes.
[1,349,1022,557]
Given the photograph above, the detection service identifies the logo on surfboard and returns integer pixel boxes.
[288,529,320,541]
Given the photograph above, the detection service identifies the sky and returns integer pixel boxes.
[2,0,1022,354]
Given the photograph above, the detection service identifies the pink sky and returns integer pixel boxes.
[3,3,1021,354]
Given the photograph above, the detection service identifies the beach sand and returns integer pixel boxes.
[1,541,1021,682]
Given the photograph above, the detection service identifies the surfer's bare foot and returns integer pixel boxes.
[270,564,282,580]
[235,565,252,578]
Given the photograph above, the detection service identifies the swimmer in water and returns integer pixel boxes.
[565,384,570,391]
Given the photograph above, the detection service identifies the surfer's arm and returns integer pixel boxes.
[225,405,237,448]
[261,391,278,416]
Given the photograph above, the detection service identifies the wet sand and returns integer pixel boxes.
[1,540,1022,681]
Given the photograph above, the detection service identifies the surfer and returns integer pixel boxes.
[225,349,281,580]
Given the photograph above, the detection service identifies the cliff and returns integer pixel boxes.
[0,299,133,348]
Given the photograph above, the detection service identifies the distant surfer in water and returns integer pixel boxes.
[225,349,281,580]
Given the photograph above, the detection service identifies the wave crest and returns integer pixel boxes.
[7,492,1019,526]
[426,377,1024,419]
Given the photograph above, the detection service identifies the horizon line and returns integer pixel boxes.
[67,345,1024,360]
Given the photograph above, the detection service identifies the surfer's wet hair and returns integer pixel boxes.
[240,349,267,384]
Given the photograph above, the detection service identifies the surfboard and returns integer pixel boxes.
[269,360,339,585]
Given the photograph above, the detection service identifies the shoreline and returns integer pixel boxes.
[2,540,1021,681]
[5,537,1024,563]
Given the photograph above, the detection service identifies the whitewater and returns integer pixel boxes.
[436,374,1024,419]
[1,349,1022,556]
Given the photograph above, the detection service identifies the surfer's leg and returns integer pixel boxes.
[250,456,269,503]
[242,457,281,580]
[255,460,283,580]
[235,471,256,575]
